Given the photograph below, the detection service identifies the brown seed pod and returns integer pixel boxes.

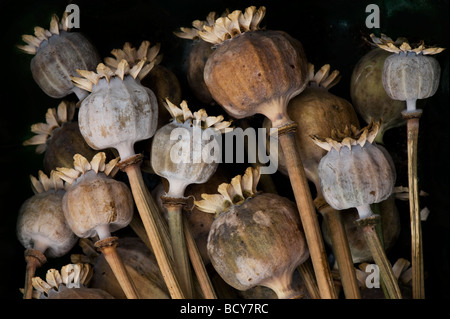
[18,13,100,99]
[31,263,114,299]
[22,101,113,173]
[195,167,309,299]
[200,6,309,121]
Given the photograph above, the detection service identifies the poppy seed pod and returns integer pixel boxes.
[151,99,232,197]
[199,6,309,121]
[31,263,114,299]
[57,153,132,239]
[370,34,445,109]
[195,167,309,299]
[312,122,395,216]
[18,13,100,99]
[73,59,158,161]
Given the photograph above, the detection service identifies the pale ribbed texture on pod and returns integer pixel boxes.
[382,53,441,101]
[312,122,395,210]
[18,13,100,99]
[58,153,134,238]
[17,171,77,258]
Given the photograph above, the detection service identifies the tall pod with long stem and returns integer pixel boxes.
[264,64,361,298]
[57,152,139,299]
[151,99,232,298]
[371,34,445,299]
[199,6,336,298]
[17,171,78,299]
[71,55,184,298]
[312,121,402,299]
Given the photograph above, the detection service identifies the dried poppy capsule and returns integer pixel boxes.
[22,100,111,173]
[371,34,445,299]
[17,171,78,299]
[31,263,114,299]
[103,40,181,129]
[350,44,406,143]
[151,99,232,298]
[200,6,309,121]
[312,121,402,299]
[57,153,139,299]
[199,6,336,298]
[195,167,309,299]
[72,57,185,299]
[17,12,100,99]
[72,237,170,299]
[175,10,228,105]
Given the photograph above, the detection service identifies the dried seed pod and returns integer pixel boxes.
[22,101,112,173]
[72,237,170,299]
[175,10,228,105]
[17,171,78,299]
[350,47,406,143]
[195,167,309,299]
[73,60,158,161]
[151,99,232,298]
[200,6,309,121]
[103,41,180,129]
[312,121,402,298]
[151,99,232,196]
[57,153,131,239]
[31,263,114,299]
[57,152,139,299]
[18,12,100,99]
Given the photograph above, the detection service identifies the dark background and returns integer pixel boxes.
[0,0,448,302]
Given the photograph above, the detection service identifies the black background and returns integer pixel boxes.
[0,0,448,306]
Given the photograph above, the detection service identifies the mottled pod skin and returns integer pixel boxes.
[17,190,78,258]
[383,52,441,102]
[31,31,100,98]
[207,193,309,292]
[62,172,134,238]
[151,122,220,193]
[204,30,309,119]
[78,76,158,160]
[43,285,115,299]
[318,143,395,210]
[351,48,406,134]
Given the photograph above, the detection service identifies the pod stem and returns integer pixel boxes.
[120,156,185,299]
[275,122,337,299]
[315,197,361,299]
[23,249,46,299]
[355,212,402,299]
[183,214,217,299]
[402,108,425,299]
[297,258,321,299]
[95,237,140,299]
[165,204,194,298]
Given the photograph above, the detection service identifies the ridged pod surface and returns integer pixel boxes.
[62,172,133,238]
[318,143,395,210]
[207,193,309,292]
[31,31,100,98]
[204,30,309,119]
[78,76,158,159]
